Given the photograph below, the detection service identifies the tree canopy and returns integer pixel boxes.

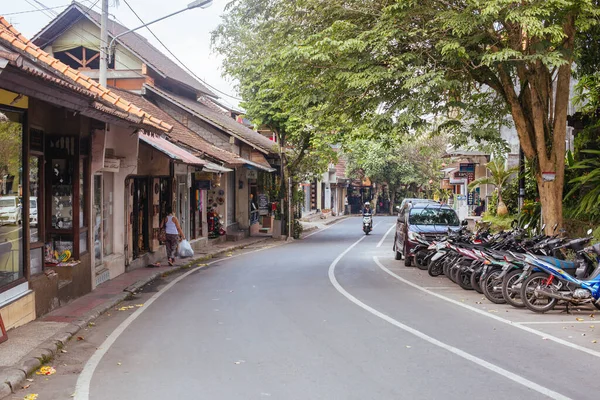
[214,0,600,230]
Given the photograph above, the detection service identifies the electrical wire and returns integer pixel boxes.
[120,0,242,102]
[2,3,70,16]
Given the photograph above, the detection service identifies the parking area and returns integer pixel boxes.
[377,255,600,352]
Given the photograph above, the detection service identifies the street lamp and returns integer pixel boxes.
[100,0,213,85]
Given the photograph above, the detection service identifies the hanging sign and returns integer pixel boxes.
[103,157,121,172]
[247,170,258,179]
[542,171,556,182]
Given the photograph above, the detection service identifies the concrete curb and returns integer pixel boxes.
[0,237,270,399]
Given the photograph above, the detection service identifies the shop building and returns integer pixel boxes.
[0,17,170,326]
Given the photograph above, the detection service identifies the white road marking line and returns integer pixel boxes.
[374,256,600,359]
[329,239,571,400]
[74,244,279,400]
[303,217,350,238]
[422,287,457,290]
[376,224,395,248]
[517,321,596,325]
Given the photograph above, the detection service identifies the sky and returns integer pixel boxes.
[1,0,241,107]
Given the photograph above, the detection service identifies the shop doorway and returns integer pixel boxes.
[132,178,149,259]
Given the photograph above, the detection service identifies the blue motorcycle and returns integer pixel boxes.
[520,233,600,313]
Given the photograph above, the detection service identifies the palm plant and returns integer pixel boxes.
[565,150,600,219]
[468,158,518,216]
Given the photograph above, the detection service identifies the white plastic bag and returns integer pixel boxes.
[178,239,194,258]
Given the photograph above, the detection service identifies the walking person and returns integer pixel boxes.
[161,206,185,266]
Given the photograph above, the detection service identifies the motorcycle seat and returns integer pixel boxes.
[537,256,577,272]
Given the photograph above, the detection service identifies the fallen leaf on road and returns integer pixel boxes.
[542,337,549,340]
[406,345,412,349]
[36,366,56,375]
[117,362,122,366]
[21,384,30,389]
[593,340,597,344]
[23,394,38,400]
[88,322,95,327]
[582,334,586,336]
[234,360,245,365]
[488,310,498,313]
[590,325,595,329]
[26,379,33,382]
[135,304,144,307]
[61,349,68,353]
[77,336,84,341]
[590,314,596,318]
[198,263,208,267]
[576,318,585,321]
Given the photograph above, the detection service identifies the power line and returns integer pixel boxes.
[2,3,70,16]
[120,0,243,102]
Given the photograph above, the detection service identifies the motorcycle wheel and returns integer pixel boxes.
[521,272,558,313]
[502,269,525,308]
[415,250,428,270]
[470,269,483,294]
[428,259,443,277]
[443,258,452,278]
[450,264,461,284]
[481,269,506,304]
[457,267,474,290]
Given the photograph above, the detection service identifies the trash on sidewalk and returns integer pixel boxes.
[36,366,56,376]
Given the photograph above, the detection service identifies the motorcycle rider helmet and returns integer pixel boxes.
[364,202,370,206]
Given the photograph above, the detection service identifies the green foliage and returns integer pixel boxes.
[482,213,514,233]
[0,121,22,179]
[345,134,446,211]
[214,0,600,227]
[518,200,542,231]
[292,219,303,239]
[502,161,539,213]
[468,158,518,212]
[565,150,600,219]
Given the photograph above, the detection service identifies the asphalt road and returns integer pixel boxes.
[13,217,600,400]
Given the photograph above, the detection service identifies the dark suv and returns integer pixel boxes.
[393,203,461,266]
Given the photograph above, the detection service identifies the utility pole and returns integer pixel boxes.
[99,0,109,87]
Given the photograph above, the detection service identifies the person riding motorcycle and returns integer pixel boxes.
[362,202,373,231]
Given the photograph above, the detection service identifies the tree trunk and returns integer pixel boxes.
[537,178,564,235]
[388,186,397,215]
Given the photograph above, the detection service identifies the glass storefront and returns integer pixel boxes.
[0,109,24,289]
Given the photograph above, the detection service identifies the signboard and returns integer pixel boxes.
[468,191,475,206]
[196,180,211,190]
[542,171,556,182]
[103,157,121,172]
[247,169,258,180]
[258,194,269,215]
[459,163,475,172]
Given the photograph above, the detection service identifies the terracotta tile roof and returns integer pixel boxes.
[32,3,216,98]
[0,16,171,133]
[111,88,243,166]
[144,84,279,155]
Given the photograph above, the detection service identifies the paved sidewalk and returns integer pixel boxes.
[0,236,272,398]
[300,215,349,235]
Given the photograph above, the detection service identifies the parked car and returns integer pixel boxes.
[394,202,463,266]
[397,198,438,214]
[30,197,38,227]
[0,196,22,225]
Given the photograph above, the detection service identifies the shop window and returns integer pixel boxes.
[0,109,24,289]
[44,136,88,267]
[93,175,102,266]
[29,150,44,275]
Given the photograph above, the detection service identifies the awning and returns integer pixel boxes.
[203,162,233,174]
[139,132,206,166]
[242,150,275,172]
[441,167,457,174]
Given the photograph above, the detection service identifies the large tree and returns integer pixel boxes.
[214,0,600,232]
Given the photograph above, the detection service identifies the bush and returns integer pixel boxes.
[482,213,515,232]
[293,219,303,239]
